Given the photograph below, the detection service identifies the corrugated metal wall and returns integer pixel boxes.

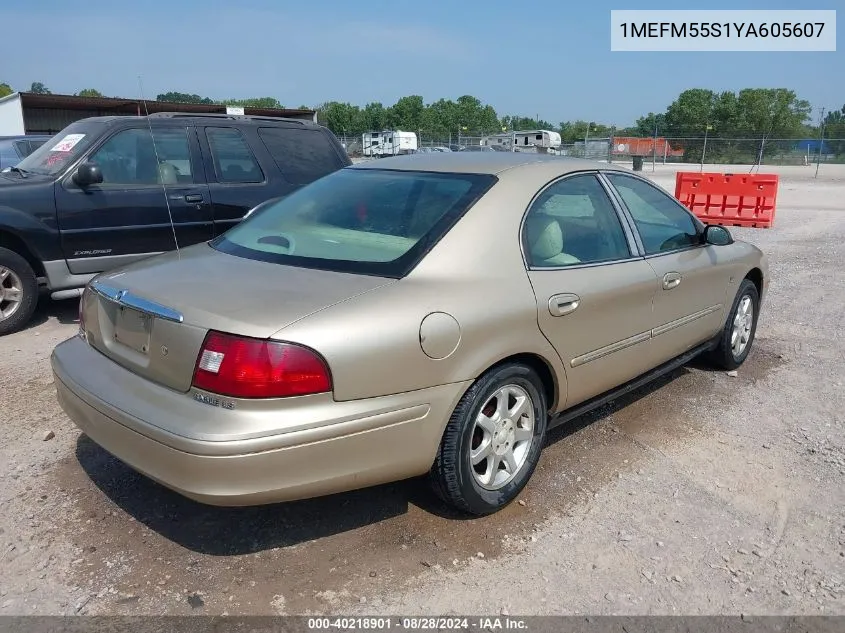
[22,108,123,134]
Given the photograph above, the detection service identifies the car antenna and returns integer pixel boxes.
[137,75,180,259]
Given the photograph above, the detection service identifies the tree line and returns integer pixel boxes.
[1,80,842,155]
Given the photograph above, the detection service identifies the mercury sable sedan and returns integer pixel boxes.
[51,153,767,515]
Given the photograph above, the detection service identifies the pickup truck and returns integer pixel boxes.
[0,113,351,334]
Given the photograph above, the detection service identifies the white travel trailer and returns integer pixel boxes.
[362,130,418,157]
[481,129,562,151]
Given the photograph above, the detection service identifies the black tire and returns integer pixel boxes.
[706,278,760,370]
[429,363,548,516]
[0,247,39,336]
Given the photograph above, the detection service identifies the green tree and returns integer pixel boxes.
[361,102,390,131]
[388,95,425,132]
[29,82,51,94]
[823,105,845,155]
[224,97,283,109]
[559,120,611,144]
[317,101,364,136]
[156,91,215,104]
[0,82,12,98]
[76,88,104,97]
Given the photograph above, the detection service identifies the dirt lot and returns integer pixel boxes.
[1,162,843,616]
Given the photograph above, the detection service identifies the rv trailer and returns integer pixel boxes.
[362,130,418,157]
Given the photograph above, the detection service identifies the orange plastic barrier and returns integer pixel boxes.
[674,172,779,228]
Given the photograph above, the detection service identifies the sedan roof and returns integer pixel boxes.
[349,152,626,175]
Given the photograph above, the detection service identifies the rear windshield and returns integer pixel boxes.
[212,168,496,277]
[16,122,98,175]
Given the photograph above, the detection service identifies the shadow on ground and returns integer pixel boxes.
[21,294,79,331]
[72,360,702,556]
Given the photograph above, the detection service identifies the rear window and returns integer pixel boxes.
[257,127,344,185]
[212,168,496,277]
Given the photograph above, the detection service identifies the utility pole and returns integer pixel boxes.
[700,123,712,172]
[584,122,592,158]
[815,107,826,179]
[652,119,658,172]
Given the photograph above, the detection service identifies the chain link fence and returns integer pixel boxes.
[336,134,845,166]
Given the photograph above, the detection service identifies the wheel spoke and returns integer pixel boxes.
[495,389,510,420]
[509,394,531,421]
[481,455,501,486]
[4,288,21,303]
[502,448,518,475]
[471,438,493,465]
[514,425,533,443]
[0,268,9,283]
[475,412,497,435]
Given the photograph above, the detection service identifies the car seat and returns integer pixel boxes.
[524,214,580,266]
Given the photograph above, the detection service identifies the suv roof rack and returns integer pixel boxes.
[148,112,309,125]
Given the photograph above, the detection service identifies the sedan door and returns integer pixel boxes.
[602,172,735,364]
[523,172,660,409]
[56,125,213,275]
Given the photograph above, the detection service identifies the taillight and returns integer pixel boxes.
[191,331,332,399]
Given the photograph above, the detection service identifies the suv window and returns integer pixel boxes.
[205,127,264,183]
[89,128,194,185]
[14,141,31,158]
[257,127,343,185]
[523,174,630,267]
[605,173,701,255]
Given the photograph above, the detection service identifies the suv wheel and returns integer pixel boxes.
[0,247,38,335]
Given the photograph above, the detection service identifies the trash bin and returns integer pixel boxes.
[632,155,644,171]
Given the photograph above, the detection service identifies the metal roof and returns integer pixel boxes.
[10,92,316,122]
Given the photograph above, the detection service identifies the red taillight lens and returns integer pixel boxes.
[191,331,332,399]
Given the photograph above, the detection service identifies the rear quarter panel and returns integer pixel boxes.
[272,171,570,406]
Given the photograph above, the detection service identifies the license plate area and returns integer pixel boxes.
[114,306,152,355]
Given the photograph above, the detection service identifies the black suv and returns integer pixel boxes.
[0,113,350,334]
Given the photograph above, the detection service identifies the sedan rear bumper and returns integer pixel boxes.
[51,336,470,506]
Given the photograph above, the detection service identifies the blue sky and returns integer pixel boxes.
[1,0,840,127]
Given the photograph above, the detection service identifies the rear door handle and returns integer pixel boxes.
[184,194,204,203]
[663,272,682,290]
[549,293,580,317]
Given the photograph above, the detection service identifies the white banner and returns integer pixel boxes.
[610,10,836,52]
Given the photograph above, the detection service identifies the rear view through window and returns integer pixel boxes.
[213,168,496,277]
[257,127,345,184]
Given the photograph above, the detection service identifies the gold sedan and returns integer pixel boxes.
[51,153,767,515]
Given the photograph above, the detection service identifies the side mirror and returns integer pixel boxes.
[703,224,733,246]
[73,161,103,187]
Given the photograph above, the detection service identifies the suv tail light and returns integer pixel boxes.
[192,331,332,399]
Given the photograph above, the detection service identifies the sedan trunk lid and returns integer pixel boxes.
[80,243,393,392]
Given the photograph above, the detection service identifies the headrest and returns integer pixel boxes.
[525,214,563,261]
[158,162,178,185]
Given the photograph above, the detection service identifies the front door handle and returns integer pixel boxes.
[663,272,682,290]
[184,194,204,203]
[549,293,580,317]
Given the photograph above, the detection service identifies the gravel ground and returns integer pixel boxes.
[0,162,843,616]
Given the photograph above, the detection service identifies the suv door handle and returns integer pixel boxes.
[184,194,204,203]
[663,272,682,290]
[549,293,580,317]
